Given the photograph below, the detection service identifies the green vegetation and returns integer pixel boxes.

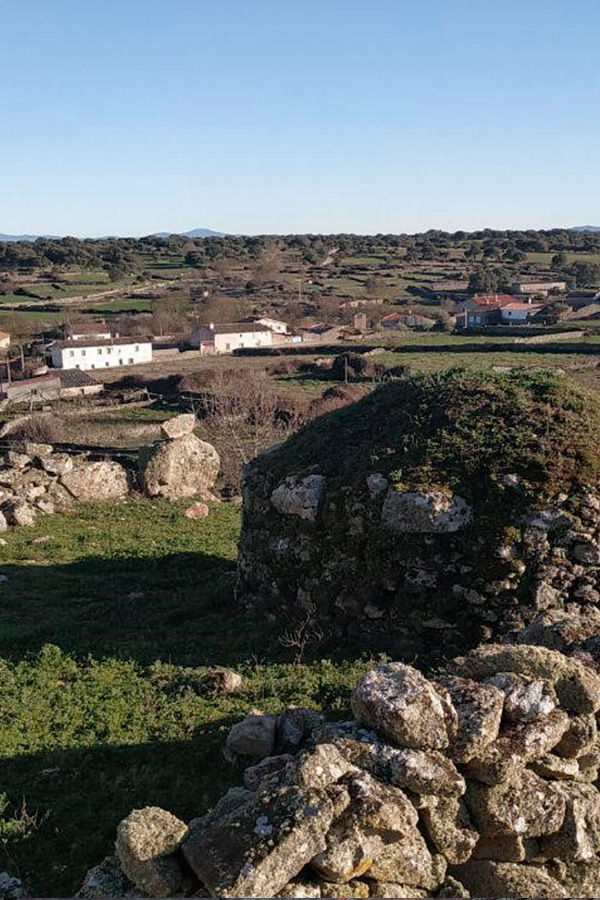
[265,368,600,508]
[0,500,369,896]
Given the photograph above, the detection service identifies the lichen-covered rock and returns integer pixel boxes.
[244,755,294,791]
[160,414,197,440]
[182,785,335,898]
[437,676,504,763]
[293,743,357,789]
[368,882,429,898]
[351,663,457,750]
[310,772,418,883]
[452,859,568,899]
[554,713,598,758]
[419,796,479,864]
[139,434,219,500]
[453,643,600,714]
[41,453,73,477]
[76,855,137,898]
[276,706,324,754]
[115,806,188,898]
[487,672,556,723]
[61,461,129,502]
[465,709,569,784]
[2,500,36,527]
[368,838,447,891]
[387,748,465,797]
[465,769,566,838]
[540,781,600,861]
[225,711,277,762]
[270,475,327,522]
[381,490,472,534]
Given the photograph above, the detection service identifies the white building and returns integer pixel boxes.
[242,316,290,334]
[50,338,152,371]
[190,322,274,355]
[499,302,548,324]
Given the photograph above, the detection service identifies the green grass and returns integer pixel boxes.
[0,499,369,896]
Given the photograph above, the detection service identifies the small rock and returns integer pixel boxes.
[160,414,197,440]
[381,489,472,534]
[271,475,327,522]
[488,672,556,723]
[452,859,567,899]
[41,453,74,476]
[184,502,210,520]
[115,806,188,898]
[225,710,277,762]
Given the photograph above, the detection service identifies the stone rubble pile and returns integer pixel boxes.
[0,441,130,530]
[80,623,600,898]
[0,416,221,531]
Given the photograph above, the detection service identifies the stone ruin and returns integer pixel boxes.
[0,415,220,532]
[236,370,600,659]
[79,606,600,898]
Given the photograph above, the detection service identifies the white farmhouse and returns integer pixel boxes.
[241,315,290,334]
[66,320,113,341]
[190,322,274,355]
[50,337,152,371]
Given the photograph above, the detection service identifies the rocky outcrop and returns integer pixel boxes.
[237,371,600,659]
[84,627,600,898]
[139,416,220,500]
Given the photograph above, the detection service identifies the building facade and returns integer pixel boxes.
[190,323,274,354]
[50,338,152,371]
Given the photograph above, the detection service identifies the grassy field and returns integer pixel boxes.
[0,500,369,897]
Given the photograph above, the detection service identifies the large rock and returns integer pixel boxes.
[61,461,129,502]
[182,785,335,898]
[419,795,479,865]
[139,434,219,500]
[437,675,504,763]
[115,806,188,898]
[452,859,568,898]
[465,769,566,838]
[225,711,277,762]
[270,475,327,522]
[351,663,457,750]
[41,453,74,477]
[381,490,472,534]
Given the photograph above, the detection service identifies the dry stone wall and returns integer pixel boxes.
[80,610,600,898]
[237,463,600,658]
[0,416,220,530]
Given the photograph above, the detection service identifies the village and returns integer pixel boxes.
[0,269,599,407]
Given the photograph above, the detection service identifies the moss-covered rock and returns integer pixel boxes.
[237,369,600,658]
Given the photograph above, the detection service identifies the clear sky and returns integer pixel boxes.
[2,0,599,236]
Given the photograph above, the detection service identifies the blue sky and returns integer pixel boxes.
[2,0,599,236]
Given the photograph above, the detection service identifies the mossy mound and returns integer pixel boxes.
[238,369,600,660]
[265,368,600,510]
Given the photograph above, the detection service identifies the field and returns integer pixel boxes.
[0,500,369,897]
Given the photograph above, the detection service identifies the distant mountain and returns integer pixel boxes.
[0,226,227,242]
[571,225,600,232]
[0,233,59,242]
[151,227,227,238]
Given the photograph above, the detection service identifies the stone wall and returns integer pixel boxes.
[236,372,600,659]
[237,463,600,658]
[80,609,600,898]
[0,415,220,532]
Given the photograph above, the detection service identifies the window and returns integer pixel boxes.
[69,350,75,357]
[226,342,231,350]
[91,364,95,369]
[81,349,86,356]
[105,362,109,367]
[134,345,139,352]
[128,358,134,365]
[107,347,113,355]
[97,348,102,355]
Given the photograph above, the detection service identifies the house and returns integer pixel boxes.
[0,331,10,350]
[50,337,153,371]
[190,322,274,355]
[58,369,104,397]
[241,315,290,334]
[464,305,503,327]
[565,290,600,310]
[454,295,516,315]
[0,373,62,403]
[0,370,103,403]
[511,281,566,297]
[66,320,113,342]
[300,323,343,343]
[499,302,550,324]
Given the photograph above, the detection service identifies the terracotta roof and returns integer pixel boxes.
[0,331,10,340]
[502,302,547,312]
[472,295,515,306]
[68,320,110,334]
